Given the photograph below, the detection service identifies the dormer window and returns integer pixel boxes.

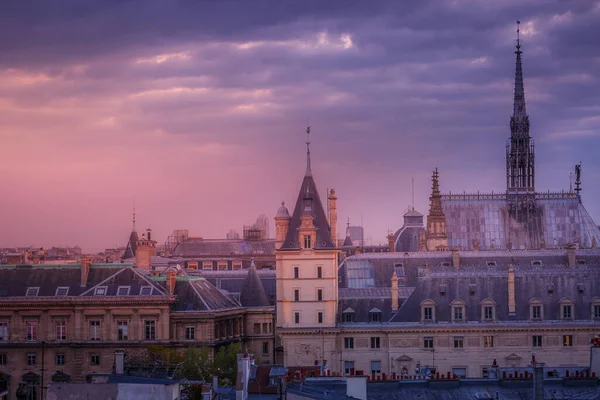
[342,308,355,323]
[480,298,496,321]
[559,298,574,320]
[529,298,544,320]
[117,286,130,296]
[94,286,107,296]
[303,235,312,249]
[450,299,466,322]
[55,287,69,297]
[369,308,382,323]
[202,261,213,270]
[26,287,39,297]
[139,286,153,296]
[420,299,436,322]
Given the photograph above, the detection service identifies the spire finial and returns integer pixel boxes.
[516,20,521,50]
[305,123,312,176]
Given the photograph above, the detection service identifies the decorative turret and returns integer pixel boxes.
[122,205,139,260]
[328,189,338,247]
[136,228,157,269]
[274,201,291,249]
[426,168,448,251]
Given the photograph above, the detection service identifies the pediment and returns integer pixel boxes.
[397,354,413,362]
[505,353,522,361]
[369,307,382,313]
[343,307,355,314]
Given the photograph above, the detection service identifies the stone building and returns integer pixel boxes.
[0,256,274,400]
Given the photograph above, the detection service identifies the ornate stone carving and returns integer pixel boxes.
[503,337,522,347]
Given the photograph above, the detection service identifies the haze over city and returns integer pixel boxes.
[1,1,599,252]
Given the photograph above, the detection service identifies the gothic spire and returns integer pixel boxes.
[512,20,528,134]
[305,125,312,176]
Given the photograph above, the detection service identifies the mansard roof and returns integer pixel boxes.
[170,276,240,311]
[279,174,334,250]
[239,261,270,307]
[172,238,275,257]
[189,269,276,303]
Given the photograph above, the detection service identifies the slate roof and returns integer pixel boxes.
[123,230,139,259]
[172,238,275,257]
[169,277,240,311]
[441,195,600,251]
[280,174,334,250]
[239,261,270,307]
[189,269,276,304]
[0,264,166,298]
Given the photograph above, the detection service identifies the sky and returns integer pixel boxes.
[1,0,600,252]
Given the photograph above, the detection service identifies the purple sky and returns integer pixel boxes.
[1,1,600,252]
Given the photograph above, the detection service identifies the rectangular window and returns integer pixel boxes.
[304,235,312,249]
[56,353,65,366]
[484,336,494,348]
[317,266,322,278]
[370,313,381,322]
[343,313,354,323]
[563,305,572,319]
[452,367,467,378]
[294,289,300,302]
[117,286,130,296]
[117,321,129,340]
[26,287,39,297]
[371,361,381,375]
[90,320,101,340]
[95,286,107,296]
[318,312,323,324]
[55,321,67,341]
[294,267,299,279]
[0,322,8,340]
[370,337,381,349]
[482,367,489,379]
[344,360,355,375]
[563,335,573,347]
[90,353,100,366]
[185,326,195,340]
[294,312,300,324]
[424,337,434,349]
[26,322,37,341]
[344,337,354,349]
[253,323,261,334]
[423,307,433,321]
[139,286,153,296]
[532,305,541,319]
[317,289,323,302]
[262,323,268,333]
[453,307,463,321]
[0,353,6,366]
[453,336,464,348]
[55,287,69,296]
[262,342,269,355]
[594,305,600,318]
[484,306,494,320]
[532,335,542,347]
[27,353,36,366]
[144,320,156,340]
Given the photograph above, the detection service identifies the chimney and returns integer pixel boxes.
[566,246,576,267]
[391,270,399,311]
[328,189,338,246]
[508,264,516,315]
[235,353,252,400]
[274,202,291,250]
[451,248,460,269]
[115,351,125,375]
[81,256,92,287]
[166,271,177,295]
[387,234,395,253]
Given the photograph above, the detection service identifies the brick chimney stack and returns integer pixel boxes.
[391,270,399,311]
[81,256,92,287]
[166,271,177,295]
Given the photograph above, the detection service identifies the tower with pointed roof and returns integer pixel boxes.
[506,21,536,221]
[426,168,448,251]
[275,126,339,366]
[122,206,139,260]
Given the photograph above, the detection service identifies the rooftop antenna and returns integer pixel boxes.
[305,118,312,176]
[132,197,136,231]
[574,163,582,201]
[412,177,415,210]
[516,20,521,50]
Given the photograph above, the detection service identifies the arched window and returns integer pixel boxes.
[480,298,497,321]
[529,298,544,320]
[420,299,436,323]
[450,299,466,322]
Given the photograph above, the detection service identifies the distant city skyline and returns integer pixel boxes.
[1,1,599,252]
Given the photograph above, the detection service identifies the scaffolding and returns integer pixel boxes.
[164,229,189,256]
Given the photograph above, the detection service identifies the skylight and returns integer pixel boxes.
[55,287,69,296]
[25,287,39,297]
[139,286,153,296]
[117,286,130,296]
[94,286,107,296]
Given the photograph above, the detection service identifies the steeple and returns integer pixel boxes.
[426,168,448,251]
[305,125,312,177]
[506,20,536,221]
